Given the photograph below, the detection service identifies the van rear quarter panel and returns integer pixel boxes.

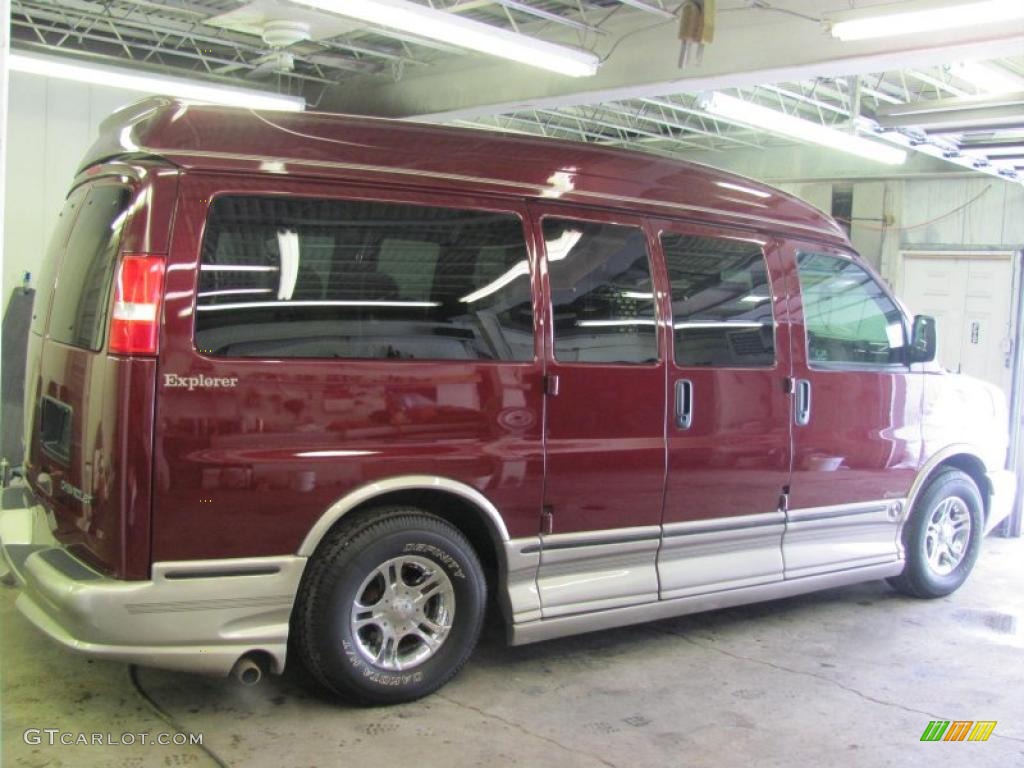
[151,173,546,563]
[24,165,177,579]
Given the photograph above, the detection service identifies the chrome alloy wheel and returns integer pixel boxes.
[350,555,455,671]
[924,496,972,577]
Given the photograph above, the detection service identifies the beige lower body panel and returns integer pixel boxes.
[2,504,305,676]
[783,500,905,579]
[510,560,904,646]
[535,527,661,619]
[659,513,786,600]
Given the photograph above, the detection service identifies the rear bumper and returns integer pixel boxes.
[1,495,305,676]
[986,469,1017,534]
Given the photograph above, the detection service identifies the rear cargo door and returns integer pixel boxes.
[25,169,177,579]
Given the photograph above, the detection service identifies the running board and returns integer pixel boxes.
[508,560,904,646]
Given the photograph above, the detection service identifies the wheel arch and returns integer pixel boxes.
[907,446,992,522]
[297,476,510,588]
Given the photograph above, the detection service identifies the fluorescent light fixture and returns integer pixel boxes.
[830,0,1024,41]
[197,289,275,298]
[296,450,379,458]
[875,128,1024,185]
[276,230,300,300]
[10,51,305,111]
[196,300,440,311]
[290,0,599,77]
[577,319,657,327]
[972,144,1024,156]
[674,322,765,329]
[200,265,280,272]
[950,61,1024,94]
[545,230,584,262]
[460,261,530,303]
[703,92,907,165]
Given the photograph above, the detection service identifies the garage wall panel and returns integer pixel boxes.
[962,178,1007,247]
[1002,185,1024,245]
[2,72,145,318]
[901,178,1020,250]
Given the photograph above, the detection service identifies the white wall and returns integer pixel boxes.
[2,71,147,313]
[757,174,1022,290]
[900,177,1024,249]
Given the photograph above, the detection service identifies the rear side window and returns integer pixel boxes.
[31,188,87,336]
[661,233,775,367]
[195,197,534,361]
[48,185,132,350]
[544,218,657,364]
[797,251,906,368]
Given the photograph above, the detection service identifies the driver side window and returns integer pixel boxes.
[797,251,906,368]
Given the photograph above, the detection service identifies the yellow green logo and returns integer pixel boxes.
[921,721,997,742]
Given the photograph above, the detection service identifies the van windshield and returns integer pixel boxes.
[47,185,132,350]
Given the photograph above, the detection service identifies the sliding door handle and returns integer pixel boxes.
[676,379,694,430]
[795,378,812,426]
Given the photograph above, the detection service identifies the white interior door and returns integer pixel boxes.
[901,253,1014,399]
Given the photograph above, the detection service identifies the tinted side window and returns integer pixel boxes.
[48,185,132,350]
[661,233,774,367]
[543,218,657,364]
[195,197,534,361]
[31,187,87,336]
[797,251,906,368]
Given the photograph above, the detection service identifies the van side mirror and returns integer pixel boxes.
[908,315,936,364]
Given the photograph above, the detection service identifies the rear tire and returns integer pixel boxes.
[293,507,486,705]
[888,469,983,599]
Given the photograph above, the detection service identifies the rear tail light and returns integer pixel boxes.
[109,254,166,356]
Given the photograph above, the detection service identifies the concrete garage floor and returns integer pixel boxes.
[3,538,1023,768]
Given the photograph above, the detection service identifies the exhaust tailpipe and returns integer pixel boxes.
[230,655,265,686]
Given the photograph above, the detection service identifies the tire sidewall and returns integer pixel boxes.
[905,473,983,596]
[311,522,485,703]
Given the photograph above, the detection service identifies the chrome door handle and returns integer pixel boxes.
[795,379,812,426]
[676,379,694,430]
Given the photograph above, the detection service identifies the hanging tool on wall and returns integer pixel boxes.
[678,0,715,68]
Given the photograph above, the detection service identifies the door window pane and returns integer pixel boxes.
[661,233,774,367]
[195,197,535,361]
[48,185,132,350]
[797,251,906,367]
[543,218,657,364]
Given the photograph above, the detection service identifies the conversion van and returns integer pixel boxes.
[0,98,1015,704]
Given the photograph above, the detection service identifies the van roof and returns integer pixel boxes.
[82,97,848,245]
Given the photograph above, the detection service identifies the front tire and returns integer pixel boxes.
[888,469,983,599]
[293,507,486,705]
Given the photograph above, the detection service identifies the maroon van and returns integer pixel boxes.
[0,97,1014,704]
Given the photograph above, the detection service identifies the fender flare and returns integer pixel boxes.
[905,443,992,519]
[296,475,510,558]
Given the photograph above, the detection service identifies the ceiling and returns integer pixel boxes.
[9,0,1024,184]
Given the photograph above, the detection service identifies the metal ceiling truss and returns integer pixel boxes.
[7,0,1022,184]
[458,59,1024,183]
[9,0,668,96]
